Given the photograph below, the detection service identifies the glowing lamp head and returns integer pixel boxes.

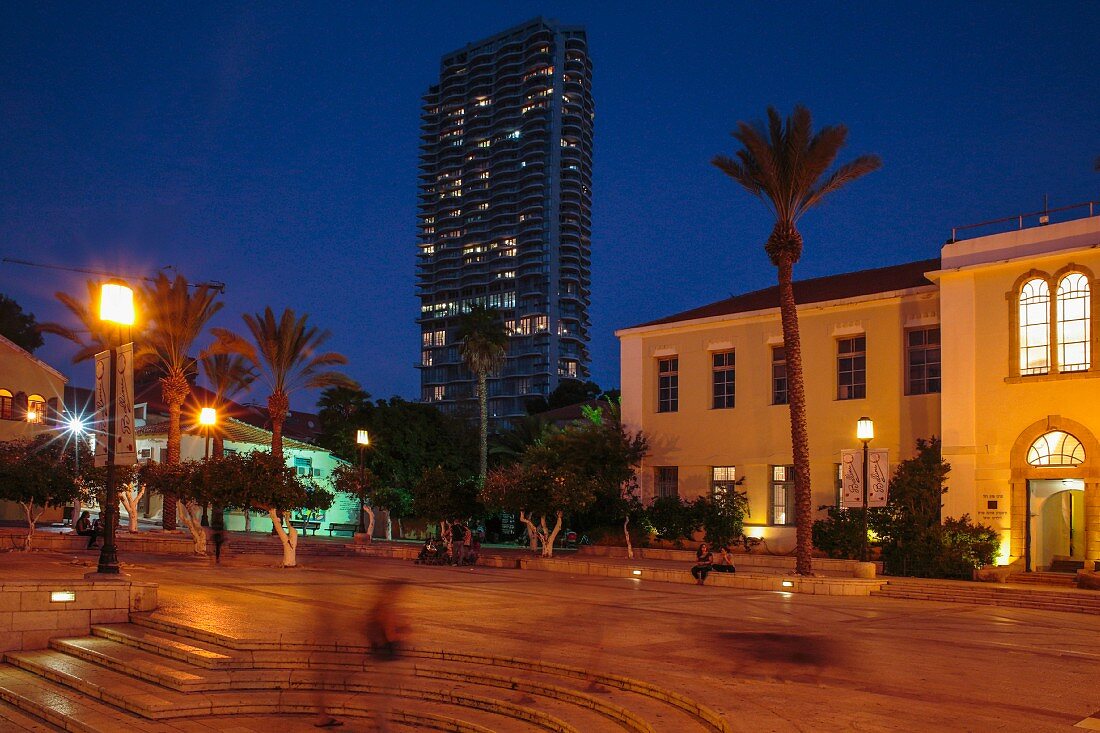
[857,416,874,442]
[26,409,38,423]
[67,417,85,434]
[199,407,216,426]
[99,282,135,325]
[356,429,370,446]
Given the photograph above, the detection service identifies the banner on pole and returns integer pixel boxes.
[93,350,109,468]
[867,449,890,507]
[113,342,136,466]
[840,449,863,508]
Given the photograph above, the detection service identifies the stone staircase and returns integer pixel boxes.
[871,577,1100,614]
[0,616,731,732]
[1007,571,1077,587]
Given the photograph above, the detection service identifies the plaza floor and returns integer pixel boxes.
[3,550,1100,731]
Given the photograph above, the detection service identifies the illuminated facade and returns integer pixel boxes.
[416,17,594,419]
[619,211,1100,572]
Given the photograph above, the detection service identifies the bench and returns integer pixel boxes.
[288,519,321,535]
[328,522,359,537]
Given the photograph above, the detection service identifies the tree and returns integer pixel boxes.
[139,461,210,554]
[137,274,223,530]
[0,436,84,550]
[212,308,354,461]
[456,303,507,482]
[0,294,44,353]
[413,466,482,546]
[481,440,599,557]
[315,386,373,461]
[713,106,881,575]
[199,353,258,459]
[331,463,379,538]
[526,379,604,414]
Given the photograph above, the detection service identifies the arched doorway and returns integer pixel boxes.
[1011,419,1099,572]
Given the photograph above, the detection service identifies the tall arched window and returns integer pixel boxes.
[26,394,45,424]
[0,389,12,420]
[1057,272,1091,372]
[1019,278,1050,375]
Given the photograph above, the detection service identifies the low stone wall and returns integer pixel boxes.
[522,557,886,595]
[0,529,196,555]
[577,545,881,577]
[0,579,157,652]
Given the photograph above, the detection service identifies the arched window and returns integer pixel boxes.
[0,389,12,420]
[26,394,45,424]
[1027,430,1085,466]
[1019,278,1050,375]
[1057,272,1090,372]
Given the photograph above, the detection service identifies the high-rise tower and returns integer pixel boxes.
[416,18,594,420]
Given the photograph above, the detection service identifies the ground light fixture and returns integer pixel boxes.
[632,569,642,576]
[781,580,794,588]
[50,591,76,603]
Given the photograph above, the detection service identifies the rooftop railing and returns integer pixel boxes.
[949,201,1098,242]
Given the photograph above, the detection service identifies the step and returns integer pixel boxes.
[0,664,162,733]
[0,697,64,732]
[91,624,242,669]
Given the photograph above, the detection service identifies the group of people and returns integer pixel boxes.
[690,542,737,584]
[415,520,482,566]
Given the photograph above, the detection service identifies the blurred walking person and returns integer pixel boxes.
[367,579,408,732]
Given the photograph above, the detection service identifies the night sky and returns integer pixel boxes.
[2,2,1098,408]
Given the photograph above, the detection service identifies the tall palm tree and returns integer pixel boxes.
[456,303,507,482]
[138,274,223,529]
[712,105,881,575]
[212,307,353,460]
[199,353,257,458]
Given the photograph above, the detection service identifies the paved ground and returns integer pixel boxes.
[5,550,1100,731]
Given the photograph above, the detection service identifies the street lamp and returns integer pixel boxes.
[857,416,874,562]
[199,407,217,527]
[95,281,135,576]
[67,417,86,526]
[356,430,370,534]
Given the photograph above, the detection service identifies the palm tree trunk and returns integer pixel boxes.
[777,257,813,576]
[478,371,488,482]
[161,378,188,531]
[269,391,289,462]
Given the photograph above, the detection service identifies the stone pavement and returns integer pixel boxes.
[2,550,1100,730]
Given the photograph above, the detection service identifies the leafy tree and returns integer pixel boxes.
[697,488,750,549]
[0,436,85,550]
[413,466,481,544]
[0,294,44,353]
[212,308,354,461]
[331,463,379,537]
[481,440,599,557]
[488,414,555,465]
[456,303,507,482]
[645,496,701,547]
[713,106,881,575]
[315,386,373,461]
[137,274,223,530]
[139,461,210,553]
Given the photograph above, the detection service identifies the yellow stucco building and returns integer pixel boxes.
[618,212,1100,572]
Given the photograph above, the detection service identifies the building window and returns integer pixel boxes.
[26,395,45,424]
[294,457,313,477]
[837,336,866,400]
[0,389,13,420]
[770,465,795,526]
[712,351,735,409]
[657,357,678,413]
[655,466,678,498]
[1057,273,1090,372]
[906,327,941,395]
[1019,278,1051,375]
[1027,431,1085,466]
[771,346,788,405]
[711,466,736,497]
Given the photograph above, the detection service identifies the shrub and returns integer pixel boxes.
[695,490,749,549]
[645,496,700,546]
[938,514,1000,577]
[811,505,879,560]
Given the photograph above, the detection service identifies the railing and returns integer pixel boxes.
[949,201,1098,242]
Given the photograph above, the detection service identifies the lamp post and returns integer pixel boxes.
[356,429,369,534]
[857,416,874,562]
[96,282,135,576]
[199,407,216,527]
[67,417,86,526]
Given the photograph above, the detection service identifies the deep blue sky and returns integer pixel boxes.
[2,2,1098,408]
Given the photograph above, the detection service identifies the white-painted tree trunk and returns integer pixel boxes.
[518,511,540,553]
[176,501,207,554]
[269,509,298,567]
[363,505,375,540]
[384,511,392,541]
[624,514,634,560]
[244,510,252,533]
[440,521,452,553]
[19,502,44,552]
[70,499,82,528]
[119,482,146,533]
[396,517,403,539]
[539,511,564,558]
